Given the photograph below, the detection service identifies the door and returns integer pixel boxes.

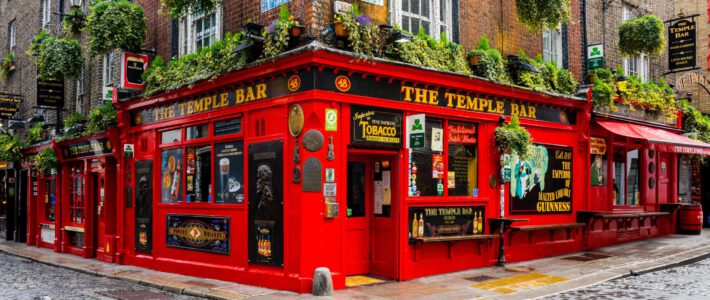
[135,160,153,253]
[658,152,671,203]
[15,169,26,243]
[346,159,370,275]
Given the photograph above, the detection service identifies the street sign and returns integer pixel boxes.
[587,44,604,70]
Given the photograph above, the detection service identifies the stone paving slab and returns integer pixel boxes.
[2,230,710,299]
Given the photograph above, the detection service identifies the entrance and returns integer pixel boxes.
[345,154,398,279]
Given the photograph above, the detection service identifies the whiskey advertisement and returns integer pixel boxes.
[408,206,485,241]
[510,145,573,214]
[350,105,402,147]
[166,215,230,254]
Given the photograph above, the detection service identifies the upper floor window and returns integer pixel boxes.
[622,5,649,82]
[542,28,562,67]
[394,0,452,39]
[75,67,85,114]
[9,20,16,51]
[179,7,222,56]
[42,0,52,28]
[103,52,115,86]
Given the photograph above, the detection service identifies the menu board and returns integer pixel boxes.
[214,141,245,204]
[408,206,485,241]
[350,105,402,147]
[510,145,573,214]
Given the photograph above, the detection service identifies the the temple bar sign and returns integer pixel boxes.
[121,52,149,90]
[668,19,697,72]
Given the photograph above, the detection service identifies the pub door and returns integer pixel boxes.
[657,152,671,203]
[93,159,116,262]
[345,154,398,278]
[16,169,27,243]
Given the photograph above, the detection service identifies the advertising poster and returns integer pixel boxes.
[161,149,183,203]
[214,141,245,204]
[248,141,283,266]
[351,105,402,147]
[510,145,573,214]
[590,137,607,186]
[166,215,230,254]
[432,154,444,179]
[408,206,485,240]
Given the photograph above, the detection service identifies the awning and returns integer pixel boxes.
[596,120,710,155]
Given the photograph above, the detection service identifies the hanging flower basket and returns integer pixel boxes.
[618,15,665,57]
[494,115,532,158]
[86,0,146,56]
[468,52,480,66]
[35,148,59,175]
[515,0,570,33]
[35,37,83,80]
[63,6,87,35]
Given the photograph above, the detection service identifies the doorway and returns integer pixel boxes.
[345,154,398,279]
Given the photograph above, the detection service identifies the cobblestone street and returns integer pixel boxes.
[0,252,200,300]
[546,258,710,300]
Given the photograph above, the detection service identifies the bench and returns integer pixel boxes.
[577,211,671,234]
[410,234,498,260]
[510,223,585,242]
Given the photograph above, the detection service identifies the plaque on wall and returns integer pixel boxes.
[302,157,322,192]
[408,206,485,241]
[288,104,304,137]
[302,129,324,152]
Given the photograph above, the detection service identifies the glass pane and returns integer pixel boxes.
[626,149,639,205]
[421,21,430,34]
[440,1,445,21]
[402,0,408,12]
[45,179,55,222]
[161,129,181,144]
[186,124,208,140]
[214,141,245,204]
[422,0,429,17]
[161,149,183,203]
[411,0,419,15]
[186,146,211,203]
[347,162,366,217]
[411,19,420,34]
[591,153,607,186]
[613,148,626,205]
[402,16,410,32]
[410,118,444,197]
[214,118,242,136]
[447,121,478,196]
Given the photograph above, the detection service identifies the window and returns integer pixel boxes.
[103,52,115,86]
[395,0,452,39]
[9,20,16,51]
[75,67,85,114]
[69,165,84,224]
[160,119,244,204]
[214,118,241,136]
[44,177,56,222]
[542,28,563,67]
[178,7,222,55]
[622,5,649,82]
[613,146,640,206]
[42,0,52,28]
[447,121,477,196]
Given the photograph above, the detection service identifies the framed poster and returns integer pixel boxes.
[166,215,230,254]
[350,105,402,147]
[214,141,245,204]
[248,140,283,266]
[161,149,183,203]
[510,145,573,214]
[408,206,485,241]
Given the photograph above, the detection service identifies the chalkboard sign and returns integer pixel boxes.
[408,206,485,241]
[350,105,402,147]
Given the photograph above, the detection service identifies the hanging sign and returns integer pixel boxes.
[590,137,607,155]
[668,19,696,72]
[121,52,149,90]
[166,214,230,254]
[0,93,22,119]
[123,144,134,158]
[62,137,114,159]
[351,105,402,147]
[36,78,64,108]
[406,113,425,149]
[587,44,604,70]
[510,145,573,214]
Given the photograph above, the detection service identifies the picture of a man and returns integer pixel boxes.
[591,154,606,186]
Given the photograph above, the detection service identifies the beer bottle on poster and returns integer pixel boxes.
[266,235,272,257]
[473,212,478,234]
[418,214,424,237]
[477,211,483,233]
[412,213,419,238]
[170,162,181,201]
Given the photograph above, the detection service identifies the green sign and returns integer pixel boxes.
[325,108,338,131]
[410,133,425,149]
[587,44,604,70]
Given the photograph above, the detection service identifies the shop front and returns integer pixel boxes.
[0,161,17,241]
[114,47,590,292]
[24,142,58,250]
[56,129,120,260]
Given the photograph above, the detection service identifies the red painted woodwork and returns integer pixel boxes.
[679,205,703,234]
[345,157,372,275]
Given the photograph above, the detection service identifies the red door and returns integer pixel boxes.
[345,158,371,275]
[658,152,671,203]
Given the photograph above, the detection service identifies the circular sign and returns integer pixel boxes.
[302,129,325,152]
[559,111,568,123]
[335,75,351,92]
[288,104,304,137]
[287,75,301,92]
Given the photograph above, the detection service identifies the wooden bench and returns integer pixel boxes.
[577,211,671,234]
[410,234,498,260]
[510,223,585,242]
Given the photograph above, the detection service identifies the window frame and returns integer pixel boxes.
[612,143,642,207]
[542,28,563,67]
[42,0,52,29]
[622,5,650,82]
[392,0,453,40]
[103,52,115,87]
[178,5,222,56]
[9,20,16,52]
[75,66,85,114]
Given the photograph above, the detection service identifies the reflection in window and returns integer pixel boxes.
[214,141,245,204]
[45,178,56,222]
[347,161,366,217]
[411,118,443,196]
[161,149,183,203]
[69,166,84,224]
[626,149,639,205]
[612,146,640,206]
[186,124,208,140]
[161,129,181,144]
[214,118,241,136]
[613,147,626,205]
[447,121,477,196]
[186,146,211,202]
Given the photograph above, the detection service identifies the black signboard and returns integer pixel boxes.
[351,105,402,147]
[408,206,485,241]
[166,214,230,254]
[248,140,283,266]
[0,93,22,119]
[510,145,573,214]
[135,160,153,253]
[37,78,64,107]
[61,137,114,159]
[214,141,245,204]
[668,19,696,72]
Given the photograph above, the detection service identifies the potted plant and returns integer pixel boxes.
[34,148,59,175]
[333,14,347,38]
[0,52,15,80]
[0,134,25,164]
[515,0,570,32]
[494,115,532,158]
[63,6,87,35]
[34,36,83,80]
[618,15,666,57]
[86,0,145,56]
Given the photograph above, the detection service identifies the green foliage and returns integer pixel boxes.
[144,32,249,96]
[0,134,25,163]
[27,29,49,58]
[591,67,678,119]
[36,37,83,80]
[679,100,710,144]
[618,15,666,57]
[510,52,546,91]
[64,111,86,128]
[34,148,59,175]
[160,0,221,18]
[334,4,381,59]
[27,123,46,145]
[509,52,577,95]
[495,115,532,159]
[262,17,290,58]
[86,0,145,56]
[84,102,118,135]
[394,28,471,74]
[592,77,615,111]
[63,6,87,35]
[0,52,14,80]
[468,35,508,83]
[515,0,570,33]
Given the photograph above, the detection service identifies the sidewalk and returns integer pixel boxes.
[3,230,710,300]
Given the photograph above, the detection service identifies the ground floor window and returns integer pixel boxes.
[613,146,640,206]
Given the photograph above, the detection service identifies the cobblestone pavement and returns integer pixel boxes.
[0,252,202,300]
[544,258,710,300]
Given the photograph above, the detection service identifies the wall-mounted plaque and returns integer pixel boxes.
[288,104,304,137]
[408,206,485,241]
[302,157,322,192]
[302,129,324,152]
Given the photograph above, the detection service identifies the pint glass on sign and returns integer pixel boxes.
[220,158,230,200]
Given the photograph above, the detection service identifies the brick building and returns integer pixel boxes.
[673,0,710,114]
[584,0,674,84]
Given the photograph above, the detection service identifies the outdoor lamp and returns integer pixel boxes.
[388,31,412,44]
[8,120,24,130]
[27,113,45,124]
